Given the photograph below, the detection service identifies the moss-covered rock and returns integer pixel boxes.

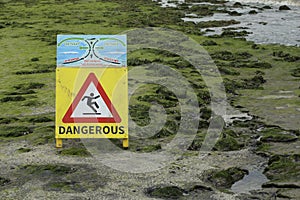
[223,78,243,94]
[136,144,162,152]
[279,5,291,11]
[212,51,235,61]
[0,126,33,137]
[188,132,206,151]
[260,127,298,143]
[291,67,300,77]
[264,155,300,182]
[249,10,258,15]
[221,30,250,38]
[0,117,19,124]
[233,2,243,8]
[242,75,266,89]
[14,82,45,90]
[228,11,242,16]
[262,5,272,9]
[214,130,242,151]
[28,125,54,145]
[42,166,106,193]
[0,177,10,186]
[200,107,212,120]
[197,20,240,29]
[151,127,176,138]
[231,61,272,69]
[273,51,300,62]
[21,164,76,175]
[145,185,185,199]
[45,181,86,193]
[17,147,32,153]
[205,167,248,188]
[0,95,26,102]
[27,116,53,123]
[212,51,252,62]
[261,132,297,143]
[202,40,217,46]
[218,66,240,75]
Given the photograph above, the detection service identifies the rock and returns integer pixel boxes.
[205,167,249,188]
[31,57,39,62]
[213,130,242,151]
[21,164,77,175]
[0,177,10,186]
[272,51,300,62]
[229,11,242,16]
[249,10,258,15]
[262,5,272,9]
[260,128,298,143]
[233,2,243,8]
[200,107,212,120]
[205,29,215,32]
[279,5,291,11]
[137,144,162,152]
[259,22,267,25]
[145,185,185,199]
[221,30,251,37]
[252,44,259,49]
[212,51,235,61]
[202,40,217,46]
[264,155,300,182]
[188,184,213,192]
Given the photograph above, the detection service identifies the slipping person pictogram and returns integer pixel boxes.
[82,92,101,114]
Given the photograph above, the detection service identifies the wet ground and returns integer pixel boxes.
[180,1,300,46]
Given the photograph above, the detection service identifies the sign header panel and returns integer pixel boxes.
[57,35,127,67]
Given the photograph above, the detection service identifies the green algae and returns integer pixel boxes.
[205,167,248,189]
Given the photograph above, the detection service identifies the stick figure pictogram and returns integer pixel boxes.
[82,92,100,113]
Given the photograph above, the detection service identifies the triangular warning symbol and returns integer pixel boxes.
[62,73,121,123]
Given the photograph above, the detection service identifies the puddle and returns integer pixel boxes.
[190,2,218,6]
[155,0,184,8]
[278,90,294,94]
[275,106,288,109]
[257,95,296,99]
[231,169,269,194]
[185,13,198,17]
[223,113,253,124]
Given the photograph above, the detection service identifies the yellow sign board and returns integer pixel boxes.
[55,67,128,148]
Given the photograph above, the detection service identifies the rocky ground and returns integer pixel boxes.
[0,0,299,199]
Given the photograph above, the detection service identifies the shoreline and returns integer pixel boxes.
[160,0,300,46]
[226,0,300,7]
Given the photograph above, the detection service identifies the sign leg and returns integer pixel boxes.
[122,138,129,149]
[56,138,63,148]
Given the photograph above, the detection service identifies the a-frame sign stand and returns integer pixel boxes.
[56,136,129,149]
[56,35,128,149]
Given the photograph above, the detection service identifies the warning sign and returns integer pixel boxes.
[55,68,128,142]
[62,73,121,123]
[55,34,128,148]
